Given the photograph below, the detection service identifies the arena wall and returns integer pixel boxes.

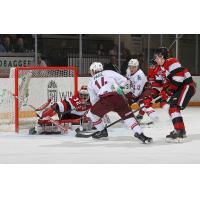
[0,76,199,118]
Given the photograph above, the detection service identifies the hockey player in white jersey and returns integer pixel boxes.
[125,59,158,122]
[87,62,152,143]
[126,59,147,98]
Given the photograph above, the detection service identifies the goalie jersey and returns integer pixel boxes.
[56,95,90,117]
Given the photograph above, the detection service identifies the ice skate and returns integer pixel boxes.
[92,128,108,139]
[166,130,186,142]
[134,132,152,144]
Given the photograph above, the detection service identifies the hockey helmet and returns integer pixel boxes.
[128,59,139,68]
[79,85,89,101]
[89,62,103,75]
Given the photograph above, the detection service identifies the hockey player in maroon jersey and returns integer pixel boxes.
[153,47,196,140]
[86,62,152,143]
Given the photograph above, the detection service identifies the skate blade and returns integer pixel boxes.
[166,137,184,143]
[135,138,153,144]
[75,133,93,138]
[92,136,109,141]
[144,139,153,144]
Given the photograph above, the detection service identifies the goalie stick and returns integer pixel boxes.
[6,90,68,132]
[6,90,51,113]
[75,96,162,138]
[44,116,68,132]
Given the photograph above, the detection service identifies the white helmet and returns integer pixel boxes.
[128,59,139,68]
[89,62,103,74]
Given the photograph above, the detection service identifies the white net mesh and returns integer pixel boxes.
[0,67,78,132]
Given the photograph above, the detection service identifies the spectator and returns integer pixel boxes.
[0,35,13,52]
[137,53,145,69]
[109,44,118,56]
[97,43,105,56]
[121,42,131,59]
[14,37,26,53]
[30,54,47,66]
[104,55,120,73]
[37,55,47,66]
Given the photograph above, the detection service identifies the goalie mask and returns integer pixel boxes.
[79,85,89,102]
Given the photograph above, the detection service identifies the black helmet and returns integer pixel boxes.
[154,47,169,59]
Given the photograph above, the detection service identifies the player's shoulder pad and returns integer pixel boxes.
[164,57,179,68]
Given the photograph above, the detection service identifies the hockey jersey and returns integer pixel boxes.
[87,70,128,105]
[57,95,90,116]
[163,58,194,91]
[126,69,147,97]
[148,65,168,91]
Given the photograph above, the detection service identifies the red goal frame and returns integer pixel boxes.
[14,66,78,133]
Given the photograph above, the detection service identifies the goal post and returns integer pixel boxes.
[0,66,78,133]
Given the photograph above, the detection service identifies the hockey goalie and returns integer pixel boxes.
[29,85,92,135]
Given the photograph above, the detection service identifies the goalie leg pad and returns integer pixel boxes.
[41,108,56,119]
[29,123,62,135]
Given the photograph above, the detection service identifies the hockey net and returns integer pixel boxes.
[0,66,78,133]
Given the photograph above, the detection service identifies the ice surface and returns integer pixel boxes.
[0,107,199,163]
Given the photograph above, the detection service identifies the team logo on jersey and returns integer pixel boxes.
[137,75,141,80]
[47,80,58,103]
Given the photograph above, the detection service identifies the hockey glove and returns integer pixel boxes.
[160,90,168,101]
[111,84,124,95]
[166,87,174,96]
[116,87,124,95]
[143,98,152,108]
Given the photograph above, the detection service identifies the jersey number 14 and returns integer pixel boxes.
[95,77,108,89]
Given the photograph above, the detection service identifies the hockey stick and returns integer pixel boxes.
[44,116,68,132]
[75,106,143,138]
[75,96,162,138]
[6,89,51,114]
[6,90,68,132]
